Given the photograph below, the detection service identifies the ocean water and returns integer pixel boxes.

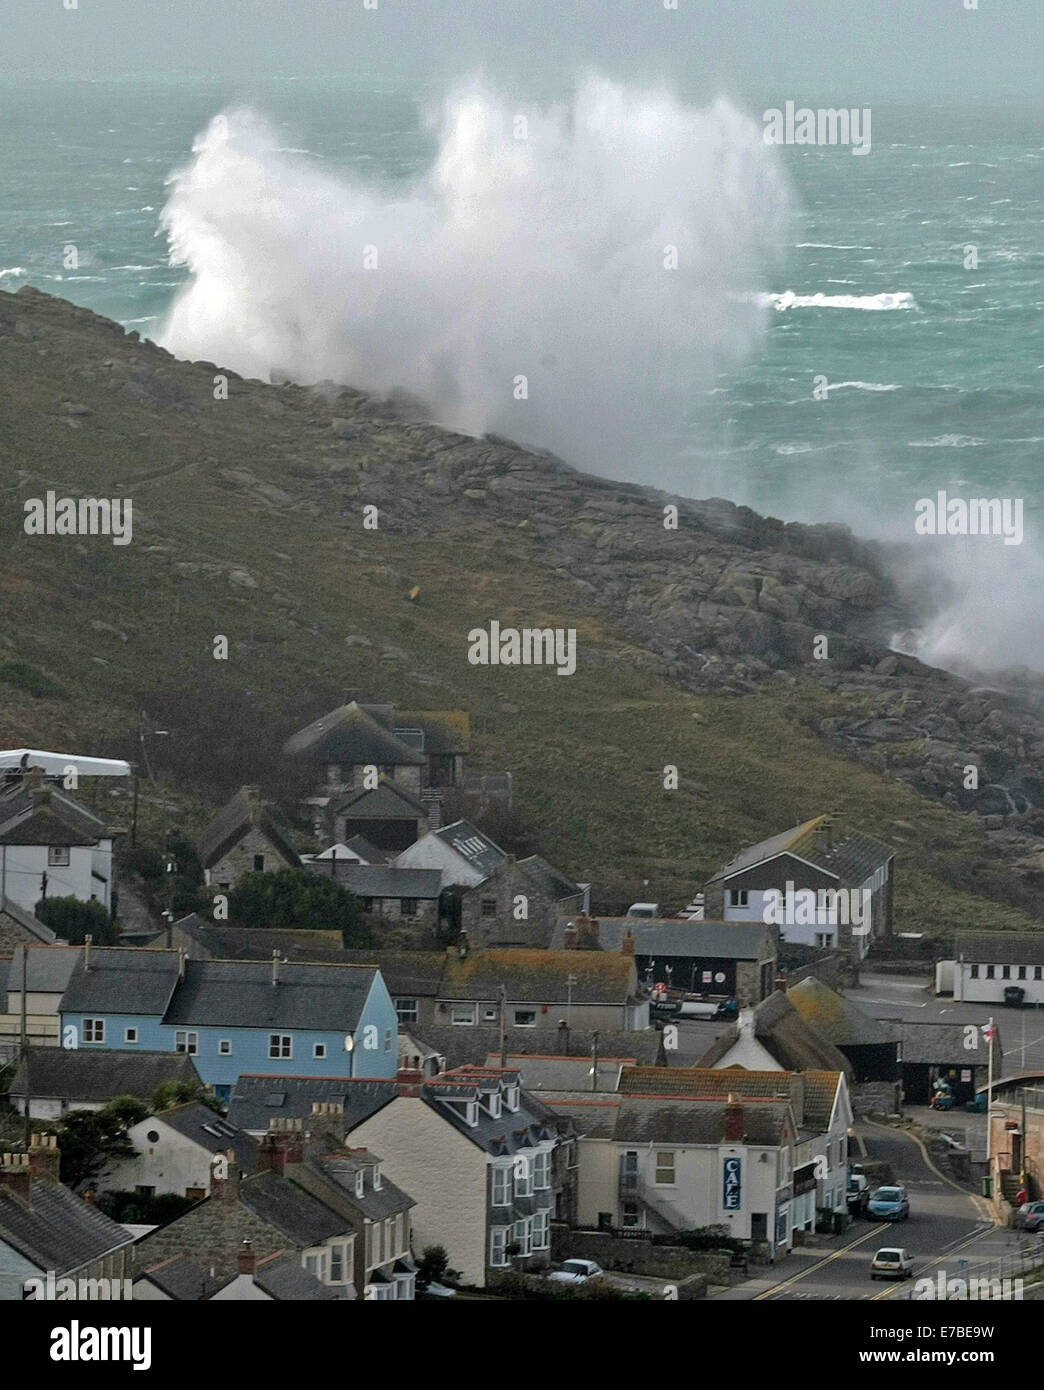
[2,79,1042,664]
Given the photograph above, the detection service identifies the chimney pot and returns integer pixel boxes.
[237,1240,257,1276]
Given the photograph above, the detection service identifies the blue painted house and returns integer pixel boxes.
[60,946,398,1104]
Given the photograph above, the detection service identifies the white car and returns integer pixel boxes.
[870,1247,914,1281]
[548,1259,604,1285]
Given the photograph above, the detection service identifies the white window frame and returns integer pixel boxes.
[83,1018,105,1044]
[47,845,71,867]
[313,1042,327,1059]
[450,1004,477,1026]
[514,1218,532,1258]
[727,888,749,908]
[269,1033,293,1059]
[175,1030,198,1055]
[505,1086,520,1112]
[373,1166,382,1191]
[124,1026,138,1045]
[533,1149,551,1191]
[355,1171,365,1198]
[329,1240,351,1285]
[218,1039,231,1055]
[654,1150,676,1186]
[514,1156,532,1198]
[384,1028,393,1053]
[492,1164,512,1207]
[490,1227,508,1267]
[532,1209,550,1249]
[395,997,418,1024]
[513,1010,537,1028]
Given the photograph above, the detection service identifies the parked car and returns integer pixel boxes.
[868,1185,910,1221]
[1013,1200,1044,1233]
[847,1174,870,1215]
[678,998,738,1021]
[870,1247,914,1280]
[547,1259,604,1285]
[1003,985,1025,1008]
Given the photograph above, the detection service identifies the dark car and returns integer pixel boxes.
[1014,1200,1044,1232]
[847,1175,870,1215]
[1004,985,1025,1008]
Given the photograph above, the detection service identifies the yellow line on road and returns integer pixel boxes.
[752,1226,880,1300]
[870,1224,998,1301]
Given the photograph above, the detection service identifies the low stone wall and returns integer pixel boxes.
[782,952,845,991]
[852,1080,903,1116]
[551,1226,727,1288]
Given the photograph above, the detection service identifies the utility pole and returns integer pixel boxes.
[591,1031,599,1094]
[20,946,30,1147]
[567,973,577,1029]
[984,1015,995,1195]
[499,984,507,1069]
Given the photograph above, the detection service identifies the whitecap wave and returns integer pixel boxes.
[765,290,917,312]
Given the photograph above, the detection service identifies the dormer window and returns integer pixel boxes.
[505,1086,519,1112]
[488,1094,501,1119]
[355,1171,365,1198]
[373,1166,382,1191]
[466,1101,478,1126]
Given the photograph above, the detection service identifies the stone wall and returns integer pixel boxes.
[551,1224,727,1289]
[851,1080,904,1116]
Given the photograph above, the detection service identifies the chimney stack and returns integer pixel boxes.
[396,1067,424,1097]
[27,1133,60,1180]
[257,1118,305,1173]
[0,1152,32,1205]
[237,1239,257,1276]
[308,1100,345,1140]
[211,1155,240,1202]
[724,1094,745,1143]
[621,928,635,957]
[562,921,578,950]
[243,786,262,827]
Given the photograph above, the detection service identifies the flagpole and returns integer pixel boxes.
[985,1015,994,1185]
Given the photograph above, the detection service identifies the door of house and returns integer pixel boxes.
[751,1213,768,1242]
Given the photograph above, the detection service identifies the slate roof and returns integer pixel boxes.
[0,1174,133,1275]
[394,710,471,754]
[550,917,773,960]
[283,702,427,766]
[433,820,507,879]
[440,950,636,1004]
[890,1020,1000,1065]
[708,816,894,886]
[252,1249,346,1300]
[199,787,301,871]
[333,779,430,820]
[614,1096,793,1146]
[306,864,442,900]
[311,836,389,865]
[10,1047,201,1104]
[171,919,347,963]
[953,931,1044,966]
[413,1024,664,1071]
[136,1253,229,1300]
[416,1067,571,1155]
[227,1075,396,1134]
[696,990,854,1077]
[61,948,182,1016]
[303,1151,415,1221]
[238,1170,353,1246]
[7,944,81,993]
[152,1102,258,1173]
[539,1096,621,1139]
[482,1053,635,1092]
[787,977,902,1046]
[517,855,581,902]
[161,958,378,1032]
[333,950,446,997]
[0,780,111,847]
[615,1064,844,1131]
[0,901,57,944]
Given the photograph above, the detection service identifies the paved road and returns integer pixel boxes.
[716,1119,996,1301]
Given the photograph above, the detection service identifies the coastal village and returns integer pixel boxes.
[0,699,1042,1301]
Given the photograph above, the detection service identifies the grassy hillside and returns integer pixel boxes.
[0,286,1040,938]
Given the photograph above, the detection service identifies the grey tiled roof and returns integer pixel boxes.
[153,1102,259,1173]
[8,944,81,993]
[954,931,1044,966]
[239,1170,353,1246]
[0,1175,133,1275]
[696,991,853,1077]
[0,902,57,943]
[412,1023,664,1070]
[550,917,773,960]
[307,864,442,900]
[253,1250,347,1299]
[416,1070,564,1156]
[171,919,347,963]
[10,1047,202,1104]
[891,1020,999,1065]
[283,702,426,766]
[0,781,111,847]
[161,958,377,1031]
[199,787,301,870]
[708,816,894,887]
[137,1254,229,1300]
[434,820,507,879]
[302,1152,415,1220]
[333,950,446,997]
[227,1075,396,1134]
[61,948,182,1016]
[613,1096,793,1145]
[333,779,430,819]
[517,855,581,902]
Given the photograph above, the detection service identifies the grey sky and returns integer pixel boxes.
[2,0,1041,102]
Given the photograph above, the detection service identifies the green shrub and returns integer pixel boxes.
[0,661,65,698]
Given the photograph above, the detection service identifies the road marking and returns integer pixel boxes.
[752,1227,881,1300]
[871,1224,1001,1301]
